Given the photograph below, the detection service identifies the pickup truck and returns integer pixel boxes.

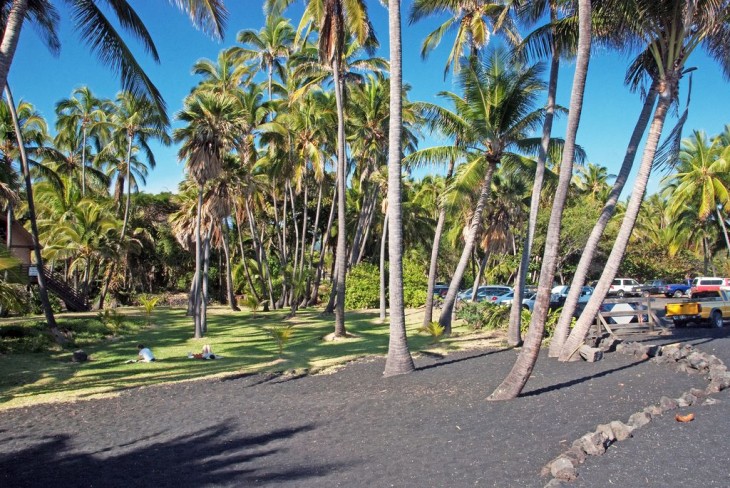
[663,280,692,298]
[664,289,730,328]
[632,279,692,297]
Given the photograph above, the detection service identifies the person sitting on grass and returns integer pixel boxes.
[137,344,156,362]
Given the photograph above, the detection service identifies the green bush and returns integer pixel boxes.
[403,257,428,308]
[0,322,53,353]
[519,307,564,338]
[455,301,510,330]
[344,263,380,310]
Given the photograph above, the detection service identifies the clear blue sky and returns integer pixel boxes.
[9,1,730,196]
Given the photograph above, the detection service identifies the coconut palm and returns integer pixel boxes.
[0,0,228,120]
[560,0,730,362]
[54,87,110,196]
[409,0,520,76]
[664,131,730,254]
[421,47,546,335]
[490,0,592,399]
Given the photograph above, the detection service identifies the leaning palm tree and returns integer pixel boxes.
[559,0,730,362]
[490,0,592,400]
[423,47,546,335]
[0,0,228,121]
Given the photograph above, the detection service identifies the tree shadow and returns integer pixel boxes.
[0,421,348,487]
[519,358,648,398]
[416,347,513,372]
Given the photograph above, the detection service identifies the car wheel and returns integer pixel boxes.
[674,319,687,328]
[617,290,625,298]
[642,290,650,298]
[712,310,723,328]
[673,290,683,298]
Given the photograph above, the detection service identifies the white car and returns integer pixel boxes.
[608,278,641,298]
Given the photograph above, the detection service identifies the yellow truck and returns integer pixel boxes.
[664,288,730,328]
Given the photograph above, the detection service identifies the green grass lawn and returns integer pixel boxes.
[0,306,491,410]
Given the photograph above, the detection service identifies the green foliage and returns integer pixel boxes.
[96,308,128,335]
[344,263,380,310]
[455,301,510,330]
[264,324,295,358]
[419,321,445,343]
[620,241,703,282]
[403,255,428,308]
[138,294,161,324]
[243,294,267,317]
[0,282,27,315]
[28,287,62,315]
[519,307,563,338]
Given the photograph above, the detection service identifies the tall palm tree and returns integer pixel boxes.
[490,0,592,400]
[4,85,63,341]
[422,48,546,335]
[559,0,730,362]
[175,90,240,337]
[54,86,110,196]
[383,0,415,376]
[0,0,228,120]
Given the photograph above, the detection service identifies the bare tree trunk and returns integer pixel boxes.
[383,0,415,377]
[0,1,28,95]
[438,163,497,334]
[232,203,259,300]
[5,83,63,342]
[549,84,658,357]
[120,134,134,240]
[333,66,348,337]
[356,190,378,265]
[559,90,672,362]
[717,208,730,257]
[424,158,456,326]
[303,181,322,304]
[380,211,389,323]
[201,227,212,335]
[490,0,591,400]
[508,29,559,346]
[471,251,490,301]
[221,217,239,311]
[245,198,273,309]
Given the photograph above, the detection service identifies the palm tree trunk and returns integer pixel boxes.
[299,177,309,275]
[303,181,323,303]
[5,205,12,281]
[120,133,134,240]
[380,210,389,323]
[201,227,211,334]
[356,190,377,265]
[489,0,592,400]
[423,158,456,327]
[221,217,239,311]
[333,65,348,337]
[349,183,371,266]
[508,30,559,346]
[193,186,203,338]
[549,84,658,357]
[310,184,337,306]
[288,180,300,276]
[559,90,672,361]
[232,202,260,300]
[5,84,63,342]
[0,1,28,95]
[717,208,730,257]
[383,0,415,377]
[81,126,87,196]
[438,162,497,334]
[245,197,273,309]
[471,251,490,301]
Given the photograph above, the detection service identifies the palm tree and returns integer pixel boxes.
[559,0,730,362]
[409,0,520,76]
[572,162,615,202]
[175,90,240,337]
[54,87,110,196]
[490,0,592,400]
[665,131,730,254]
[0,0,228,120]
[383,0,415,376]
[3,85,63,342]
[234,15,295,99]
[422,48,546,335]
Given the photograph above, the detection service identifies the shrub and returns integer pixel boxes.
[344,263,380,310]
[0,322,52,354]
[97,308,127,335]
[138,295,161,325]
[420,321,445,343]
[265,324,295,358]
[519,307,563,338]
[403,257,428,308]
[455,301,510,330]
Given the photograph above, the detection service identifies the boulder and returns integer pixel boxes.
[628,411,651,428]
[579,345,603,362]
[550,457,578,481]
[609,421,634,441]
[72,350,88,362]
[576,432,607,456]
[659,396,679,412]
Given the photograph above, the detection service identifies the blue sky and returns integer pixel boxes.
[8,1,730,196]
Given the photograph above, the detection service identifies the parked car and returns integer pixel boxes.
[689,277,730,297]
[632,279,669,297]
[662,280,692,298]
[432,284,449,298]
[457,285,512,302]
[550,285,595,305]
[521,293,537,311]
[494,290,514,305]
[608,278,641,298]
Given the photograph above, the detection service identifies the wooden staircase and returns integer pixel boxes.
[35,266,90,312]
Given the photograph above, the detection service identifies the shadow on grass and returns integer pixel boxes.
[0,421,345,487]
